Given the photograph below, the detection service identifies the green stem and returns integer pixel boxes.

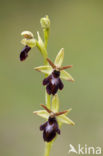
[43,29,50,110]
[36,27,51,156]
[36,41,48,63]
[43,31,51,156]
[45,90,50,109]
[44,29,49,49]
[36,33,50,110]
[44,137,57,156]
[44,142,52,156]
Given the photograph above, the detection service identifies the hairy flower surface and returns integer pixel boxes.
[35,48,74,95]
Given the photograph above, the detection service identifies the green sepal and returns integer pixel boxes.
[54,48,64,67]
[60,70,74,82]
[33,110,49,119]
[57,114,75,125]
[34,65,52,75]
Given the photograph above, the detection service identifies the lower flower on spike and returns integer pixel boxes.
[20,45,31,61]
[40,116,60,142]
[43,70,64,95]
[33,95,75,142]
[38,104,71,142]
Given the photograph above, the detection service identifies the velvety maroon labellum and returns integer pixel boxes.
[40,116,60,142]
[20,45,31,61]
[43,70,64,95]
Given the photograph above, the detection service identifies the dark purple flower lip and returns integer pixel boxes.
[40,116,60,142]
[20,45,31,61]
[40,104,68,142]
[43,70,64,95]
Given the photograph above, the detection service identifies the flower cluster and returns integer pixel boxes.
[19,15,75,156]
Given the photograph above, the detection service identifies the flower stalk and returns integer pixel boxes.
[37,16,52,156]
[19,15,75,156]
[44,142,52,156]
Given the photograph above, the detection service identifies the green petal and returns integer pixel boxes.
[21,38,27,45]
[34,66,52,75]
[57,114,75,125]
[33,110,49,119]
[21,31,34,39]
[21,38,36,48]
[60,70,74,82]
[51,94,59,113]
[54,48,64,67]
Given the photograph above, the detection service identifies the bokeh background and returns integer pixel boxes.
[0,0,103,155]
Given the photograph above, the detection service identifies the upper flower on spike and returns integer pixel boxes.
[20,31,36,61]
[21,31,34,39]
[33,95,75,142]
[40,15,50,30]
[35,48,74,95]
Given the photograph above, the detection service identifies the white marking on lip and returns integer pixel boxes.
[51,76,59,85]
[46,124,53,132]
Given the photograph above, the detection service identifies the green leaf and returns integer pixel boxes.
[54,48,64,67]
[33,110,49,119]
[51,94,59,113]
[58,114,75,125]
[60,70,74,82]
[34,65,52,75]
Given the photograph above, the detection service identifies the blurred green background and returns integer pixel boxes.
[0,0,103,155]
